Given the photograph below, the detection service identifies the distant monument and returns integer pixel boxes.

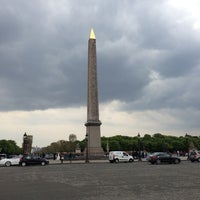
[85,28,104,156]
[22,132,33,154]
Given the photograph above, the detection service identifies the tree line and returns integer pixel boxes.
[41,133,200,154]
[101,133,200,154]
[1,133,199,155]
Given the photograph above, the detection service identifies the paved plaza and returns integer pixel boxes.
[0,161,199,200]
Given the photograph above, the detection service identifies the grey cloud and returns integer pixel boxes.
[0,0,200,117]
[156,44,200,78]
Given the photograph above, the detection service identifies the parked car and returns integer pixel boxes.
[189,150,200,162]
[45,153,54,160]
[19,155,49,166]
[109,151,134,163]
[148,152,181,164]
[0,155,21,167]
[146,153,154,161]
[0,154,6,160]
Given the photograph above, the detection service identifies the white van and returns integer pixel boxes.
[109,151,134,163]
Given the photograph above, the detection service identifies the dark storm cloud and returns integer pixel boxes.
[0,0,200,116]
[0,0,88,111]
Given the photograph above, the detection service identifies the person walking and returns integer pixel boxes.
[60,153,64,164]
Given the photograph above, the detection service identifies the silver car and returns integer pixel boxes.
[0,155,21,167]
[189,150,200,162]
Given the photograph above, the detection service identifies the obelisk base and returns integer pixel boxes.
[85,121,104,157]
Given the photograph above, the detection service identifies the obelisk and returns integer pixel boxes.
[85,28,104,156]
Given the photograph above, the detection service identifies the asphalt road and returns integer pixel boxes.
[0,161,199,200]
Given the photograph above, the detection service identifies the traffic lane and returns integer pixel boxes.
[0,161,199,200]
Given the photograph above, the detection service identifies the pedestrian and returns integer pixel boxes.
[69,152,72,163]
[60,153,64,164]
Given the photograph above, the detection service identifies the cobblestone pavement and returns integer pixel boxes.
[0,161,199,200]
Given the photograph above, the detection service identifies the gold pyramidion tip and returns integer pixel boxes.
[90,28,96,39]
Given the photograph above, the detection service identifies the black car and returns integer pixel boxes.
[148,152,181,164]
[19,155,49,166]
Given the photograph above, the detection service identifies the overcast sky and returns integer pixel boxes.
[1,0,200,147]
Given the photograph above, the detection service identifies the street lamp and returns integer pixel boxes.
[106,140,109,156]
[185,133,189,160]
[85,133,89,163]
[23,132,28,154]
[138,133,142,161]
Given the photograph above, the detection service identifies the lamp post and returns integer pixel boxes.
[185,133,189,160]
[138,133,142,161]
[23,132,28,155]
[106,140,109,156]
[85,133,89,163]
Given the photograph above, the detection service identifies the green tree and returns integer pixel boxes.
[0,140,22,155]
